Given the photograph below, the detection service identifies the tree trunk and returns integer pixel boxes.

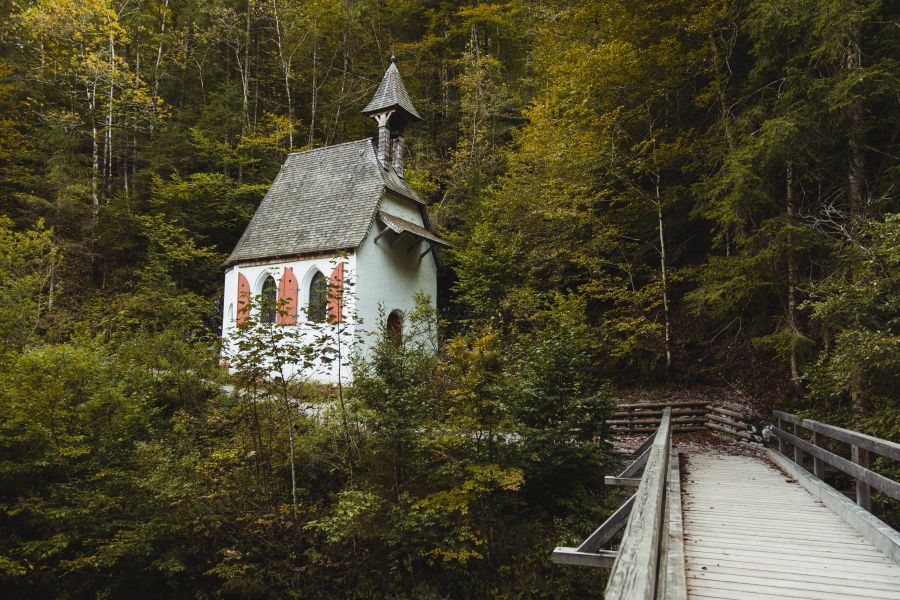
[330,35,348,145]
[785,162,802,393]
[846,22,865,215]
[271,0,293,149]
[105,32,115,200]
[282,390,298,516]
[309,33,317,146]
[151,0,169,133]
[656,173,672,371]
[89,83,99,216]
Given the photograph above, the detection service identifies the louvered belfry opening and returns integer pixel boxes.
[362,56,422,178]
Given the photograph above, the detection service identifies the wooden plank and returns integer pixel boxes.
[605,476,641,487]
[773,428,900,501]
[634,432,656,456]
[687,567,900,598]
[577,493,635,552]
[773,409,803,426]
[619,445,651,477]
[705,422,751,439]
[686,573,895,600]
[551,546,617,568]
[707,405,745,420]
[605,407,671,600]
[612,408,708,418]
[664,451,686,600]
[793,421,804,464]
[777,415,787,454]
[684,544,896,574]
[685,536,886,559]
[686,546,899,572]
[609,416,706,426]
[611,426,704,433]
[684,554,900,583]
[706,413,747,429]
[804,419,900,462]
[854,445,872,510]
[615,400,710,410]
[813,429,825,479]
[684,521,868,540]
[684,531,881,553]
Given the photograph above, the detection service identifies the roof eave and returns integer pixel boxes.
[223,247,358,269]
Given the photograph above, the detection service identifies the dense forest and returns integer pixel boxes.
[1,0,898,597]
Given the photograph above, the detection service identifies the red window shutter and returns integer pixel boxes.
[236,272,250,326]
[328,262,345,324]
[277,267,298,325]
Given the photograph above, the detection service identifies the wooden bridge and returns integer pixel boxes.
[552,407,900,599]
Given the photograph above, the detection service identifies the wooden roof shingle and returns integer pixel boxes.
[225,138,424,266]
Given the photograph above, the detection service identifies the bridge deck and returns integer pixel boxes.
[681,453,900,599]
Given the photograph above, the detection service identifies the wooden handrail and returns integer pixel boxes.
[803,419,900,462]
[605,407,672,600]
[553,408,685,598]
[771,410,900,511]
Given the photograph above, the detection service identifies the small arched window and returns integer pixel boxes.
[308,271,328,322]
[227,303,234,323]
[260,275,277,324]
[386,310,403,346]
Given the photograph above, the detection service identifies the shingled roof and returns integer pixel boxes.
[225,138,424,266]
[362,58,422,124]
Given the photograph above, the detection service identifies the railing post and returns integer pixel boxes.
[793,421,803,465]
[812,429,825,479]
[852,445,871,511]
[777,417,786,454]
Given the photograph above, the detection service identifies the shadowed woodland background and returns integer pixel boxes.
[0,0,898,597]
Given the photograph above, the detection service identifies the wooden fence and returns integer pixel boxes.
[610,401,753,442]
[772,410,900,511]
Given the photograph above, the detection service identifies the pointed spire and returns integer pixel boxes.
[362,57,422,126]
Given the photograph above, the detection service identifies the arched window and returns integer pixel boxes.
[227,303,234,323]
[308,271,328,322]
[260,275,277,324]
[386,310,403,346]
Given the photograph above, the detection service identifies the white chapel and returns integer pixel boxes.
[221,57,446,383]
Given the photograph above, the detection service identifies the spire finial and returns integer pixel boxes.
[390,54,397,64]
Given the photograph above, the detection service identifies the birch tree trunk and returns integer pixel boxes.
[89,83,99,216]
[656,173,672,371]
[785,162,802,393]
[105,32,115,200]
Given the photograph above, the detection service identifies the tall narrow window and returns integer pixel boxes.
[308,271,328,322]
[261,275,277,324]
[386,310,403,346]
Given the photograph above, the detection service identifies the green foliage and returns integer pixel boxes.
[0,0,898,595]
[0,217,57,355]
[805,214,900,414]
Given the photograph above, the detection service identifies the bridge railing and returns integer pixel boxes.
[772,410,900,510]
[552,407,686,599]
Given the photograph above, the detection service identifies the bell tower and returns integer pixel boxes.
[362,56,422,177]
